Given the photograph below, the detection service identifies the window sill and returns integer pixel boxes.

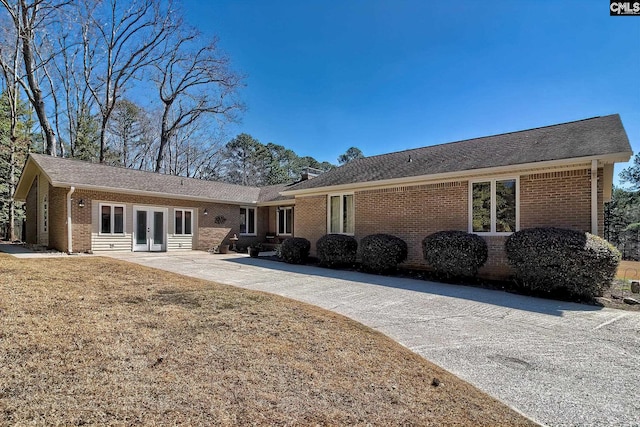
[470,232,515,237]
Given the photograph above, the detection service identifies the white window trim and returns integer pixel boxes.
[174,209,194,236]
[240,206,257,236]
[327,193,355,235]
[468,177,520,236]
[99,203,126,235]
[277,206,293,236]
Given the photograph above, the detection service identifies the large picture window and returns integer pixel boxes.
[100,204,125,234]
[174,209,193,235]
[277,207,293,235]
[328,194,354,234]
[470,178,517,234]
[240,207,256,235]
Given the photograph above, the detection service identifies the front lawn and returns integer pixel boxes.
[0,254,536,426]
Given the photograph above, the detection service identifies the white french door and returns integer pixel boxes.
[133,207,167,252]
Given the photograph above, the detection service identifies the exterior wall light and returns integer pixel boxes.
[78,199,85,208]
[203,208,208,215]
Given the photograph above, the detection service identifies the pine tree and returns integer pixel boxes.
[0,91,34,240]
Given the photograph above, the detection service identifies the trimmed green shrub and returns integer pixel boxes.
[279,237,311,264]
[422,230,488,277]
[317,234,358,267]
[505,227,621,298]
[359,234,408,273]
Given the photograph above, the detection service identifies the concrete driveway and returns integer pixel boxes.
[105,251,640,427]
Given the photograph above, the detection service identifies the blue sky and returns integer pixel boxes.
[182,0,639,182]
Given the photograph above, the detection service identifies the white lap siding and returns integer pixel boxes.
[91,203,132,251]
[167,207,195,250]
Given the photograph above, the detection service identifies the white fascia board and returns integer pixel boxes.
[256,200,296,207]
[281,152,633,197]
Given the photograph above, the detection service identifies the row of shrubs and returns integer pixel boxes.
[278,227,621,299]
[279,234,408,271]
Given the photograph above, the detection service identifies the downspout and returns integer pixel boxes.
[67,186,75,254]
[591,160,598,235]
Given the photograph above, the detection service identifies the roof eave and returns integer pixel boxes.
[257,199,296,207]
[281,152,633,197]
[48,181,260,206]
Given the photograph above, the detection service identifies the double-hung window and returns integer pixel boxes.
[328,194,354,234]
[277,207,293,235]
[100,204,125,234]
[174,209,193,235]
[470,178,518,234]
[240,207,256,235]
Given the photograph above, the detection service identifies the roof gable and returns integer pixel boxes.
[286,114,632,193]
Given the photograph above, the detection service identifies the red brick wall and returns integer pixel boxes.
[294,195,327,256]
[68,189,266,253]
[48,185,68,251]
[293,168,606,280]
[478,236,512,279]
[355,182,468,266]
[522,169,588,231]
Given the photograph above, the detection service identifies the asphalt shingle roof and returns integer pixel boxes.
[287,114,632,192]
[29,154,292,204]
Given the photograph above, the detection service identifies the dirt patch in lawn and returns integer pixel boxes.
[0,254,536,426]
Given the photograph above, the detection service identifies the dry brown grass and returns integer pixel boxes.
[617,260,640,280]
[0,254,536,426]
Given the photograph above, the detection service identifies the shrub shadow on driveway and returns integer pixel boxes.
[224,256,603,317]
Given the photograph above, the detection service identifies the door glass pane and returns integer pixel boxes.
[240,208,247,234]
[175,210,183,234]
[113,206,124,234]
[285,208,292,234]
[278,209,285,234]
[496,180,516,232]
[330,196,340,233]
[136,210,147,245]
[185,211,192,234]
[472,182,491,232]
[248,208,255,234]
[154,212,164,245]
[343,195,354,234]
[101,206,111,233]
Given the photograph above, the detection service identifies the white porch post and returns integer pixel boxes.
[67,186,75,253]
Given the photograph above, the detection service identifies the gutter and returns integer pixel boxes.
[591,160,598,235]
[280,152,632,197]
[48,182,260,206]
[67,186,75,254]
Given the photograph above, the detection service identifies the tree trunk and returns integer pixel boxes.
[99,113,108,162]
[9,138,16,241]
[155,102,172,172]
[19,0,56,156]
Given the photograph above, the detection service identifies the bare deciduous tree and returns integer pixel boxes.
[0,0,67,156]
[0,19,23,240]
[80,0,177,163]
[152,28,244,172]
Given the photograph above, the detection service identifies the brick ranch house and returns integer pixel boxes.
[15,114,632,279]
